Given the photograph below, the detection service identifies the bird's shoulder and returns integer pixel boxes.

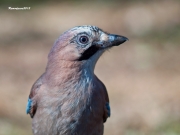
[26,73,45,118]
[94,75,109,102]
[29,73,44,98]
[94,75,110,122]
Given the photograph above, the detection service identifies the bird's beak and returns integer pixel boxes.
[95,33,128,48]
[108,34,128,46]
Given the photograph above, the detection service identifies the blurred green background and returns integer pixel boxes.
[0,0,180,135]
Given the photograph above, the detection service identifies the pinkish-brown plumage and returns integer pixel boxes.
[26,25,128,135]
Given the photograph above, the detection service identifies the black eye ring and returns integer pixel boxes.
[79,36,89,44]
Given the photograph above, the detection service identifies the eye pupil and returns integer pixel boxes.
[82,37,86,42]
[79,36,89,44]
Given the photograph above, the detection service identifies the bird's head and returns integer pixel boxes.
[48,25,128,70]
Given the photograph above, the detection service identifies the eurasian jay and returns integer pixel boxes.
[26,25,128,135]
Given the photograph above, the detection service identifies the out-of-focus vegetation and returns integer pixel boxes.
[0,0,180,135]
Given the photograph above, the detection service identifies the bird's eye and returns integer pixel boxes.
[79,36,89,44]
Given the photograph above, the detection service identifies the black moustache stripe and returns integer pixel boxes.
[78,46,99,61]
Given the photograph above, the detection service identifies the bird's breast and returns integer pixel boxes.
[33,74,104,135]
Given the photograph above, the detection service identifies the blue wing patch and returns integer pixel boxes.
[26,98,32,114]
[106,102,111,117]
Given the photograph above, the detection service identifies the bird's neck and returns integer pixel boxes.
[45,59,95,87]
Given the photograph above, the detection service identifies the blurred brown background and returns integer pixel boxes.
[0,0,180,135]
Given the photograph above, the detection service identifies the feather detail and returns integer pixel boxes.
[26,98,32,114]
[105,102,111,117]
